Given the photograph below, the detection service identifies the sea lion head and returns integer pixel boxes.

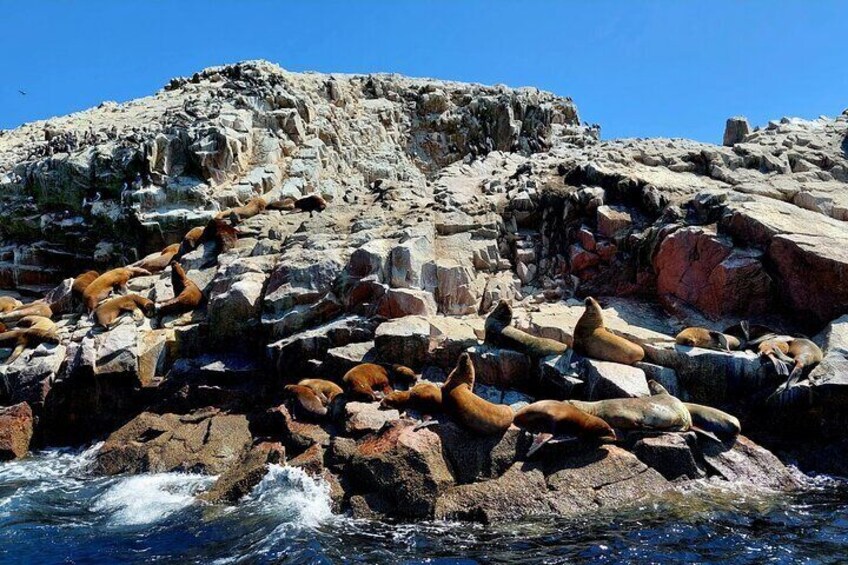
[390,364,418,385]
[648,380,670,396]
[141,301,156,318]
[488,300,513,325]
[445,352,475,390]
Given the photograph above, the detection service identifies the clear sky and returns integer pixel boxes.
[1,1,845,142]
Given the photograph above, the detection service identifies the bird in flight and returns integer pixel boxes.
[18,90,27,96]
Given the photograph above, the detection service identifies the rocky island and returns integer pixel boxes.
[0,60,846,524]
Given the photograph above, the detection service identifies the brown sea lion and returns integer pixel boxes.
[442,353,513,436]
[723,321,782,348]
[283,384,328,420]
[133,244,181,273]
[177,226,206,258]
[201,217,240,253]
[675,327,741,352]
[71,271,100,302]
[569,381,691,432]
[380,382,443,414]
[342,363,394,401]
[514,399,617,456]
[0,301,53,324]
[573,297,644,365]
[217,197,267,222]
[94,294,155,328]
[765,338,823,389]
[683,402,741,440]
[0,296,23,313]
[156,262,203,318]
[83,267,151,312]
[0,315,60,364]
[484,300,570,357]
[298,379,344,403]
[276,194,327,217]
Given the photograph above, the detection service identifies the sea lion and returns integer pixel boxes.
[484,300,570,357]
[83,267,151,312]
[156,262,203,318]
[133,244,180,273]
[514,399,617,456]
[0,301,53,324]
[723,321,783,349]
[0,296,23,313]
[682,402,741,441]
[442,353,513,436]
[341,363,418,401]
[0,315,60,364]
[380,382,443,414]
[217,197,267,222]
[283,384,328,420]
[573,297,644,365]
[201,217,240,253]
[298,379,344,403]
[94,294,155,328]
[273,194,327,217]
[675,327,741,351]
[568,381,691,432]
[71,271,99,302]
[765,338,823,389]
[178,226,206,257]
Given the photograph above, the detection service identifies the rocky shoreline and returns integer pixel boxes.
[0,60,846,522]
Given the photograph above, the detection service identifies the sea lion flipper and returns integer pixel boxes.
[647,380,670,396]
[412,418,439,431]
[710,331,731,352]
[690,426,723,444]
[785,364,805,388]
[769,355,791,377]
[740,320,750,341]
[526,432,554,457]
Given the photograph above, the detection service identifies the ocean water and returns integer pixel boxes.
[1,447,847,564]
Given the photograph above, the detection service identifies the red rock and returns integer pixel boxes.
[0,402,33,460]
[576,227,596,251]
[596,241,617,262]
[568,244,600,272]
[376,288,437,318]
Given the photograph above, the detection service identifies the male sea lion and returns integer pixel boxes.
[682,402,741,441]
[0,301,53,324]
[0,315,60,364]
[573,297,644,365]
[217,197,267,222]
[133,244,180,274]
[341,363,418,401]
[71,271,99,302]
[380,382,443,414]
[156,262,203,318]
[283,384,328,420]
[675,327,741,351]
[298,379,344,403]
[83,267,151,312]
[0,296,23,313]
[94,294,155,328]
[568,381,691,432]
[484,300,569,357]
[514,399,617,456]
[442,353,513,436]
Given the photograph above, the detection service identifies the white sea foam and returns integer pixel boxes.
[244,464,333,529]
[92,472,213,526]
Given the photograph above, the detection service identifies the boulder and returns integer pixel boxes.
[344,402,400,436]
[596,205,632,238]
[580,359,649,400]
[199,442,285,504]
[700,435,801,490]
[377,288,437,318]
[631,432,705,480]
[436,421,526,484]
[466,344,531,389]
[0,402,33,460]
[374,316,431,368]
[723,116,750,146]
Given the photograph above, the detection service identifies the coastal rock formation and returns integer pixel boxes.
[0,60,844,517]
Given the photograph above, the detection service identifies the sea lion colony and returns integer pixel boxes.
[0,191,807,461]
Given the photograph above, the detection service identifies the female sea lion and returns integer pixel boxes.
[380,382,443,414]
[514,399,617,456]
[283,384,328,420]
[442,353,513,436]
[723,321,781,348]
[133,244,181,274]
[675,327,741,351]
[484,300,569,357]
[0,296,23,313]
[682,403,741,441]
[298,379,344,403]
[94,294,155,328]
[341,363,417,401]
[83,267,151,312]
[156,262,203,318]
[201,217,240,253]
[178,226,206,258]
[71,271,99,303]
[764,338,823,388]
[568,381,691,432]
[0,315,60,364]
[573,297,644,365]
[0,301,53,324]
[217,197,267,222]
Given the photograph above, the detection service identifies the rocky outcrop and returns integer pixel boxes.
[0,402,33,460]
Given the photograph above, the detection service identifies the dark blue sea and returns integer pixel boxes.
[1,446,847,564]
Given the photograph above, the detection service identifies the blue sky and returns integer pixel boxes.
[1,1,845,142]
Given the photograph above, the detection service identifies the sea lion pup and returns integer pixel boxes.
[83,267,151,312]
[442,353,514,436]
[0,296,23,313]
[484,300,569,357]
[283,384,328,420]
[341,363,415,401]
[0,301,53,324]
[675,327,741,352]
[298,379,344,403]
[568,381,692,433]
[682,403,741,441]
[0,315,60,364]
[514,400,617,456]
[573,297,644,365]
[217,196,267,222]
[156,262,203,318]
[94,294,155,328]
[132,243,180,274]
[71,271,100,303]
[380,382,443,414]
